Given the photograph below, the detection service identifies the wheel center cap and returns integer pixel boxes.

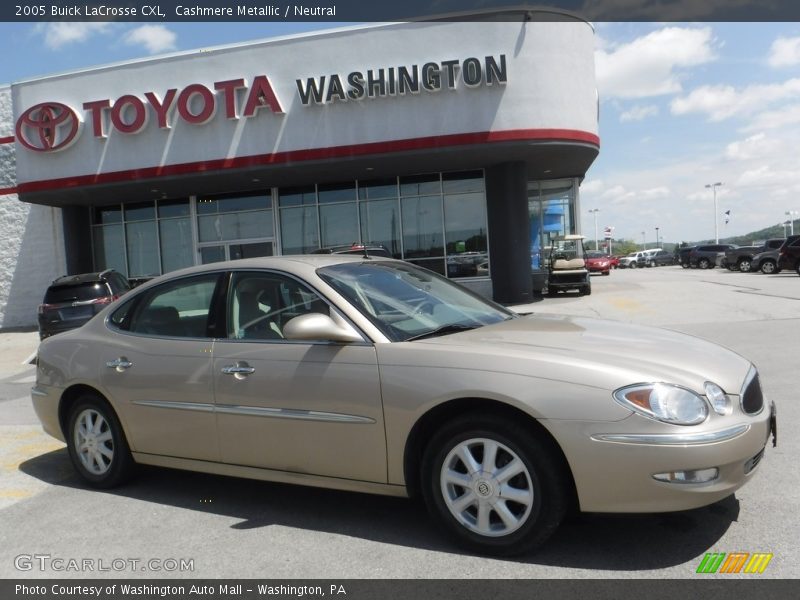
[475,479,494,498]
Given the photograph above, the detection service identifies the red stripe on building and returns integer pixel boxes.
[16,129,600,194]
[0,136,14,145]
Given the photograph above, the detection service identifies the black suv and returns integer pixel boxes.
[38,270,131,340]
[688,244,736,269]
[777,235,800,275]
[723,239,784,273]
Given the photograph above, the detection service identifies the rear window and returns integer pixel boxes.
[44,282,109,304]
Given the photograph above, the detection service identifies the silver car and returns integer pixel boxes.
[31,256,777,555]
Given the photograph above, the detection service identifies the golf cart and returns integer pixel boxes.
[546,234,591,296]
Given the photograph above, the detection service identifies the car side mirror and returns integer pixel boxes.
[283,313,364,343]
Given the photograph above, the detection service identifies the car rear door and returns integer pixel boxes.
[100,273,223,461]
[212,270,387,483]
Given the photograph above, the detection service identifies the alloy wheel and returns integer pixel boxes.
[73,408,114,475]
[440,438,534,537]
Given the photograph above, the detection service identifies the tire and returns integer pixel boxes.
[796,263,800,277]
[698,258,710,269]
[681,262,689,269]
[738,259,752,273]
[580,284,592,296]
[648,261,655,268]
[421,413,570,556]
[760,260,777,275]
[629,262,637,269]
[66,393,134,488]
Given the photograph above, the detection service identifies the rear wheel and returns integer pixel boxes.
[629,262,637,269]
[66,394,134,488]
[738,259,752,273]
[421,414,569,556]
[698,258,710,269]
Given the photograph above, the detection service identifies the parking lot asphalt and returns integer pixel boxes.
[0,266,796,579]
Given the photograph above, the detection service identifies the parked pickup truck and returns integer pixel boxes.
[723,239,785,272]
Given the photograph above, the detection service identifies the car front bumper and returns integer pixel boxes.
[545,403,775,513]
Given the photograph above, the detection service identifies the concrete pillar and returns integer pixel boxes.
[485,161,533,304]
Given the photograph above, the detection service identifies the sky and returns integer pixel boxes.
[1,20,799,245]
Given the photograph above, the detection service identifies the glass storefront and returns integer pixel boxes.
[528,179,578,273]
[92,171,491,281]
[92,199,193,278]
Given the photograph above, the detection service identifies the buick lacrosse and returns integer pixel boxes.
[32,256,776,555]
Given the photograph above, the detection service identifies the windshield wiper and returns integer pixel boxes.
[406,324,476,341]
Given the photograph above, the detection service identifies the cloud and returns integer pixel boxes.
[670,78,800,121]
[724,133,782,161]
[35,23,113,49]
[742,103,800,132]
[619,104,659,122]
[596,27,717,99]
[768,36,800,68]
[123,25,177,54]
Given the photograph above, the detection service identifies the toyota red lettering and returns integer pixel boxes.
[20,76,285,146]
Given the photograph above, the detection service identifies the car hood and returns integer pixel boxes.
[416,314,752,395]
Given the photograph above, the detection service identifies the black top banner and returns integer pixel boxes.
[2,0,800,23]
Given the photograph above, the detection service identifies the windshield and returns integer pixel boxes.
[318,262,514,342]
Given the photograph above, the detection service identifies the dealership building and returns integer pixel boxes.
[0,11,599,328]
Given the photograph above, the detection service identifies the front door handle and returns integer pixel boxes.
[221,364,256,376]
[106,357,132,371]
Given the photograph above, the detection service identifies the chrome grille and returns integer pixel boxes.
[742,371,764,414]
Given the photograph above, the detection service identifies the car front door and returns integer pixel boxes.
[212,271,386,483]
[101,273,223,462]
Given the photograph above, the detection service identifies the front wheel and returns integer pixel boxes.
[66,394,134,488]
[421,414,569,556]
[698,258,710,269]
[760,260,777,274]
[738,259,752,273]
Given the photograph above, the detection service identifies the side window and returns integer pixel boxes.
[228,272,330,341]
[128,274,219,338]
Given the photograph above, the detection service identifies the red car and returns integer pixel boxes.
[585,251,612,275]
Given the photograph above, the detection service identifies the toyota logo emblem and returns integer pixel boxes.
[15,102,81,152]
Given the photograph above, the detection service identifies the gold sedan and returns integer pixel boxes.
[31,256,776,555]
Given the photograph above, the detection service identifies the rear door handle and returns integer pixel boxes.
[106,357,132,370]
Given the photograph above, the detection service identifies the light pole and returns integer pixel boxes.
[588,208,600,251]
[783,221,792,238]
[641,231,646,250]
[705,182,723,243]
[655,226,660,248]
[786,210,798,236]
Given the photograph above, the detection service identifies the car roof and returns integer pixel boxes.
[139,254,399,283]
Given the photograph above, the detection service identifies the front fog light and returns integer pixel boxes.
[653,467,719,484]
[705,381,731,415]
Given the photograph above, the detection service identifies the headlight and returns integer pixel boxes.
[704,381,732,415]
[613,383,709,425]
